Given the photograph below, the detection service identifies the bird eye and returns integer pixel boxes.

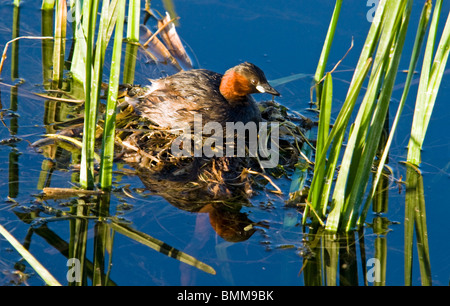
[250,79,257,85]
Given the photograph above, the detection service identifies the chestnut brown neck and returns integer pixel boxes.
[219,70,252,102]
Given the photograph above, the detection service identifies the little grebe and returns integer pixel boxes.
[126,62,280,129]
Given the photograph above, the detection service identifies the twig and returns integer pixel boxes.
[142,16,180,47]
[244,169,282,194]
[310,36,354,101]
[33,92,85,103]
[117,137,160,163]
[321,36,354,81]
[305,199,325,227]
[0,36,53,76]
[42,187,105,198]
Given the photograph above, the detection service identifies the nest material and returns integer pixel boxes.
[32,95,312,242]
[113,98,313,201]
[33,93,312,202]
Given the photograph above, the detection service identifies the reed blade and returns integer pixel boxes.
[100,0,126,190]
[357,0,433,229]
[0,224,61,286]
[408,0,450,165]
[79,0,99,189]
[314,0,342,106]
[341,0,411,232]
[308,73,332,221]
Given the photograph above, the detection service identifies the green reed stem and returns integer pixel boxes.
[127,0,141,42]
[100,0,126,190]
[314,0,342,107]
[341,0,411,232]
[41,0,55,10]
[79,0,98,189]
[310,73,332,221]
[357,0,433,229]
[70,0,87,85]
[304,57,372,227]
[305,1,386,229]
[11,3,20,80]
[123,0,140,84]
[407,0,450,166]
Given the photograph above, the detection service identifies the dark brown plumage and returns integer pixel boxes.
[126,62,279,129]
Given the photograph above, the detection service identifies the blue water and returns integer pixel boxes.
[0,0,450,286]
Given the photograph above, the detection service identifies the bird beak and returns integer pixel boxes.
[256,83,281,96]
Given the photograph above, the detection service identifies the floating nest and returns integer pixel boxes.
[110,87,313,200]
[32,88,313,242]
[34,92,313,202]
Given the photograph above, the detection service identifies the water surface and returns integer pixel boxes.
[0,0,449,286]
